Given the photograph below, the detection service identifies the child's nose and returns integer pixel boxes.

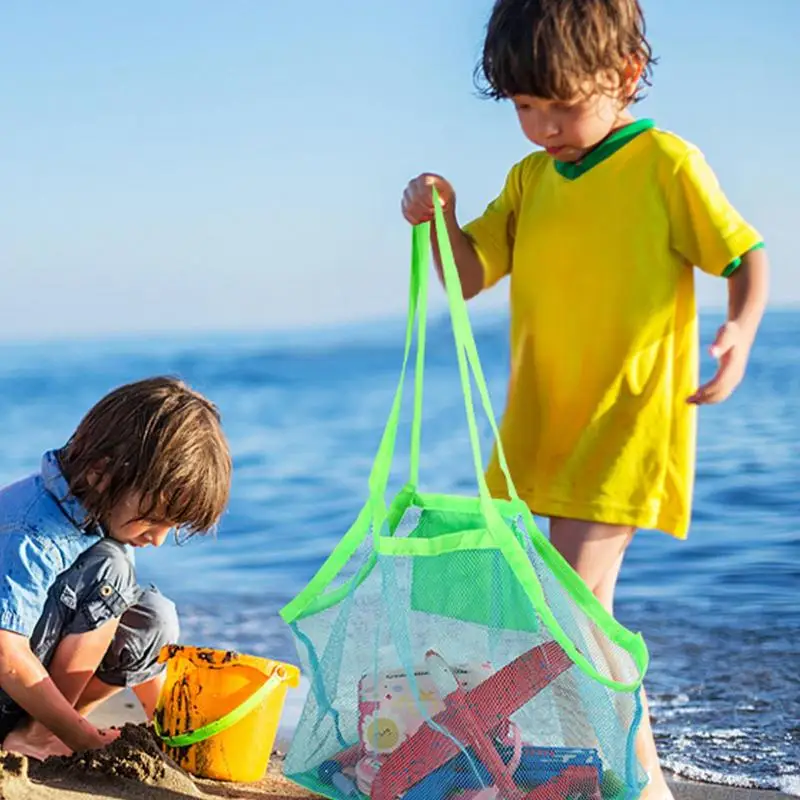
[149,526,171,547]
[532,108,561,138]
[540,118,561,140]
[527,112,560,144]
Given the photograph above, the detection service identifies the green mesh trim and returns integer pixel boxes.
[406,508,539,633]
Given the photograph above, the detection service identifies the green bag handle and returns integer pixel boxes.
[154,668,289,748]
[281,196,649,691]
[280,210,521,616]
[368,203,520,513]
[429,193,649,690]
[408,220,428,488]
[427,191,520,510]
[366,223,430,535]
[280,225,429,624]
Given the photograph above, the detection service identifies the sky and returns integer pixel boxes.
[2,0,798,341]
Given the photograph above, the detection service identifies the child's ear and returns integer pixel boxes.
[625,56,644,94]
[86,458,112,490]
[623,56,645,97]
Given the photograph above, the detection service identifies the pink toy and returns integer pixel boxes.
[355,754,386,795]
[424,650,523,799]
[523,764,601,799]
[358,661,492,755]
[317,742,366,798]
[369,640,573,800]
[459,721,523,800]
[326,742,363,771]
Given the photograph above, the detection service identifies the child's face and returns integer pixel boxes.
[103,491,174,548]
[512,88,628,163]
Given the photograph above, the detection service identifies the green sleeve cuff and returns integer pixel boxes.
[723,241,765,277]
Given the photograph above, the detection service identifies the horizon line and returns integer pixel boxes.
[0,303,796,349]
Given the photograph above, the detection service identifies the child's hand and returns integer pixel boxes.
[402,174,455,224]
[688,321,751,405]
[96,727,122,747]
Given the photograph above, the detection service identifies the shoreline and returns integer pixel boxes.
[83,691,795,800]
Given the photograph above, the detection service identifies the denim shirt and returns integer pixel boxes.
[0,451,103,637]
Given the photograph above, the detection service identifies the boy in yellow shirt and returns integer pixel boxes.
[401,0,769,797]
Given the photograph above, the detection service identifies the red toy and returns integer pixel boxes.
[370,640,574,800]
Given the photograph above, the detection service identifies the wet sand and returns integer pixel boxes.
[0,691,789,800]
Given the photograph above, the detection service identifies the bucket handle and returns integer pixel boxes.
[154,667,289,748]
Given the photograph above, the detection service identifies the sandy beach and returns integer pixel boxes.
[0,691,789,800]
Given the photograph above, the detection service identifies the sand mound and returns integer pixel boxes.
[32,723,200,796]
[0,749,48,800]
[0,751,30,797]
[0,729,319,800]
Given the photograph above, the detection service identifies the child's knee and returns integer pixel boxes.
[30,539,141,666]
[96,588,179,688]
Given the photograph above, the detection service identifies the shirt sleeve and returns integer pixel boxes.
[0,534,61,637]
[668,148,763,277]
[462,159,526,290]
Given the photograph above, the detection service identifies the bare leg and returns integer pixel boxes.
[75,670,164,722]
[3,619,118,760]
[131,671,165,719]
[549,518,674,800]
[73,675,123,719]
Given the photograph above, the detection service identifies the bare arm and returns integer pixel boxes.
[726,246,769,345]
[430,205,485,300]
[0,629,106,751]
[689,247,769,405]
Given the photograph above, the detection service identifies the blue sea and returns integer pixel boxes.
[0,309,797,795]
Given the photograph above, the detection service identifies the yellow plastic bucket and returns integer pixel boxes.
[153,644,300,783]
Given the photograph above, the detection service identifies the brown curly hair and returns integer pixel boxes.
[59,376,232,537]
[476,0,656,103]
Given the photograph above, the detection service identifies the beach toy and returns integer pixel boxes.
[318,743,364,783]
[422,649,523,799]
[403,763,602,800]
[153,644,300,782]
[399,705,525,800]
[400,743,603,799]
[370,641,572,800]
[329,769,360,797]
[317,744,367,797]
[358,660,492,755]
[354,753,386,794]
[278,195,650,799]
[600,770,627,799]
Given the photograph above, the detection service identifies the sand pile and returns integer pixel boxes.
[0,731,791,800]
[0,726,317,800]
[0,750,31,799]
[31,723,200,796]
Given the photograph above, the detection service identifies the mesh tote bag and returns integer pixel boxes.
[279,193,650,800]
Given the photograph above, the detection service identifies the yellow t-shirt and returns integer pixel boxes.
[463,121,762,538]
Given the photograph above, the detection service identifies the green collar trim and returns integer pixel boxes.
[554,118,655,180]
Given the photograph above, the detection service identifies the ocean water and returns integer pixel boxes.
[0,309,797,794]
